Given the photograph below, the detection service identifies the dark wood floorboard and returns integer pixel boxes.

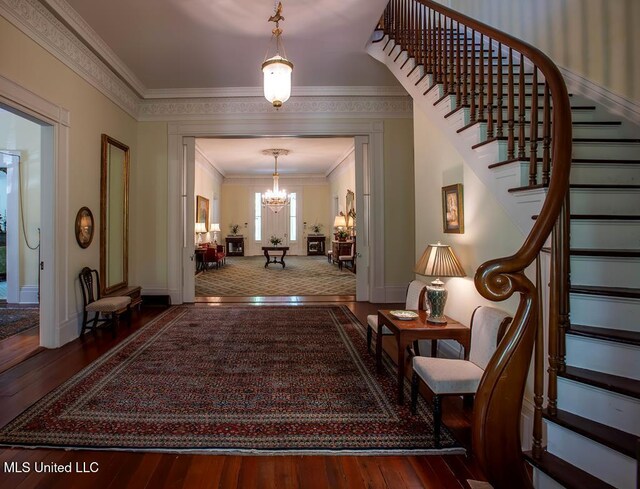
[0,301,485,488]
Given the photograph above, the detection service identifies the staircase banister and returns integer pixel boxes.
[389,2,573,487]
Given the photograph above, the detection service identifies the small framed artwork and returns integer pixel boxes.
[442,184,464,233]
[196,195,209,226]
[75,206,94,248]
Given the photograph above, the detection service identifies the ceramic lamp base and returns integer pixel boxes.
[426,283,448,324]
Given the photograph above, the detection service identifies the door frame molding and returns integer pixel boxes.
[0,74,70,348]
[168,119,384,303]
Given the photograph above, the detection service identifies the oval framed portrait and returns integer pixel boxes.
[75,207,94,249]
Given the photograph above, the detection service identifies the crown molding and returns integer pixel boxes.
[223,175,328,186]
[195,144,226,177]
[0,0,139,118]
[39,0,147,97]
[145,86,408,99]
[138,96,412,121]
[326,146,355,177]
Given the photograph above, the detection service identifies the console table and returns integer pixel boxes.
[306,235,326,255]
[262,246,290,268]
[225,236,245,256]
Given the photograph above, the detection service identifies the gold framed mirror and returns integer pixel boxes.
[345,189,355,228]
[100,134,129,295]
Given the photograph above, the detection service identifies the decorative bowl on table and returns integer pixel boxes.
[389,310,419,321]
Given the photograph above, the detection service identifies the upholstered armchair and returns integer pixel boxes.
[366,280,427,353]
[410,306,512,447]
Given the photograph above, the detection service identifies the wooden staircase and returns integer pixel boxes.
[369,1,640,487]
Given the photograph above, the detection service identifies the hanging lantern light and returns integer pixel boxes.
[262,2,293,108]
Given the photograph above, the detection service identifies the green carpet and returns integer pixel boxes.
[196,255,356,297]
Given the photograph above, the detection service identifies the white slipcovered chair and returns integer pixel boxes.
[337,242,355,271]
[410,306,512,447]
[366,280,427,353]
[79,267,132,338]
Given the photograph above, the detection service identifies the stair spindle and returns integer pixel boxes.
[456,21,462,106]
[542,82,551,186]
[426,7,433,76]
[548,218,560,417]
[439,14,445,88]
[529,69,539,185]
[487,37,494,137]
[496,42,504,137]
[448,18,455,95]
[533,256,545,458]
[470,29,477,121]
[507,47,515,159]
[478,34,485,121]
[518,54,526,158]
[462,26,469,105]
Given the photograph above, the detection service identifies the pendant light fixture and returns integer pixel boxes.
[261,149,290,213]
[262,2,293,108]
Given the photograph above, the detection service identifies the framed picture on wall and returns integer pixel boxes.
[196,195,209,226]
[75,206,94,248]
[442,184,464,233]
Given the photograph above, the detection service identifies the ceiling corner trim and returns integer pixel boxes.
[146,86,409,100]
[195,144,226,177]
[40,0,147,97]
[326,146,355,177]
[0,0,139,117]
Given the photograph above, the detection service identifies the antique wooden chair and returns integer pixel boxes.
[79,267,132,338]
[410,306,512,447]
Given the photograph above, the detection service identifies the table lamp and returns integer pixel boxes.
[414,242,466,324]
[210,223,221,244]
[195,222,207,244]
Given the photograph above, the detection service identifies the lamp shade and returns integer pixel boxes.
[210,223,221,232]
[195,222,207,234]
[262,56,293,108]
[414,242,466,278]
[333,215,347,228]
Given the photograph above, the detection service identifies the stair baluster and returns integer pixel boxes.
[533,256,545,457]
[507,47,515,159]
[478,33,485,121]
[542,82,551,186]
[487,38,494,137]
[456,21,462,107]
[470,29,477,121]
[496,42,504,138]
[518,60,526,158]
[529,69,539,185]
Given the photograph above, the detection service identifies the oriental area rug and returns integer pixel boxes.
[0,305,462,455]
[0,306,39,341]
[195,256,355,297]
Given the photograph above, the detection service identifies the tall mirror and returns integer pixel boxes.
[100,134,129,295]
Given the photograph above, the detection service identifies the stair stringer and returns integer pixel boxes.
[366,36,544,237]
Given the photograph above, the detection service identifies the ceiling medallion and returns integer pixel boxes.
[261,148,291,213]
[262,2,293,108]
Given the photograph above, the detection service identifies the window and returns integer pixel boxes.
[254,192,262,241]
[289,192,297,241]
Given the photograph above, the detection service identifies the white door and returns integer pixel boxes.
[263,204,289,247]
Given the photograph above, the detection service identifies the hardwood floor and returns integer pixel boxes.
[0,302,487,488]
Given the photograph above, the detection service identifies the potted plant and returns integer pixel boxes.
[336,229,349,241]
[270,235,283,246]
[310,222,323,235]
[229,223,240,236]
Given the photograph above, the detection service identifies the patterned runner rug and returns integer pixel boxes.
[0,305,462,454]
[195,256,355,297]
[0,306,39,341]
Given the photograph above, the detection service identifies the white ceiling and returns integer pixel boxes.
[63,0,400,90]
[196,137,354,176]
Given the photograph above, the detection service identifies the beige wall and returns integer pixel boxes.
[0,109,40,290]
[328,150,356,223]
[444,0,640,102]
[132,122,167,291]
[194,152,223,245]
[301,184,331,241]
[384,118,416,286]
[413,104,523,326]
[0,16,138,316]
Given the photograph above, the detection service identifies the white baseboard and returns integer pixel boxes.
[560,67,640,125]
[18,285,39,304]
[57,312,80,347]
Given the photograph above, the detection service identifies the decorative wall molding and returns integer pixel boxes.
[223,175,328,186]
[0,0,138,117]
[326,146,356,178]
[561,67,640,126]
[195,145,226,178]
[138,96,413,122]
[146,85,409,99]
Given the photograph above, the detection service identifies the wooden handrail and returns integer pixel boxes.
[380,1,572,488]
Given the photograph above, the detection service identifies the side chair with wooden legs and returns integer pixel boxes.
[79,267,132,338]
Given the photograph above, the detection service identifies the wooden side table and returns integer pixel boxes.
[225,236,245,256]
[376,310,470,404]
